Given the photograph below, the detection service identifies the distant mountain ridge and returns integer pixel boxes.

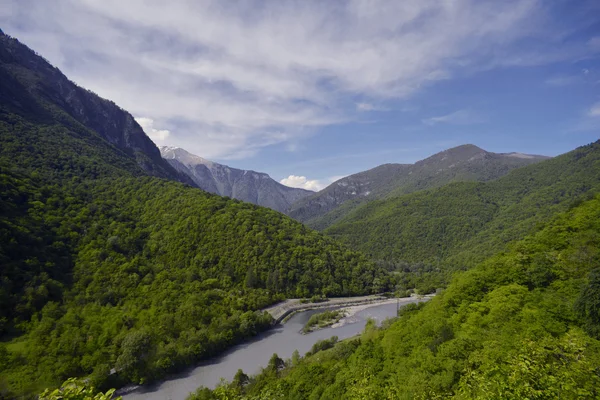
[288,144,549,229]
[325,140,600,269]
[160,146,313,213]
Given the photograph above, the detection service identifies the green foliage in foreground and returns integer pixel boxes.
[326,141,600,272]
[39,378,121,400]
[302,310,345,333]
[0,167,385,398]
[189,195,600,399]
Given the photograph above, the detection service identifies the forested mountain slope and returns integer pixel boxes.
[160,146,313,213]
[190,193,600,399]
[0,31,191,184]
[325,141,600,270]
[289,144,548,230]
[0,33,384,398]
[0,169,382,398]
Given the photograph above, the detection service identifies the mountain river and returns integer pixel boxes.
[122,298,426,400]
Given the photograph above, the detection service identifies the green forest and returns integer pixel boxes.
[187,192,600,399]
[325,141,600,287]
[294,144,546,231]
[0,33,385,398]
[0,165,385,397]
[2,26,600,400]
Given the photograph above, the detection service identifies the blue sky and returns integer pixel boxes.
[1,0,599,190]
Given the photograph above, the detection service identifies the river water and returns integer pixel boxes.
[123,299,422,400]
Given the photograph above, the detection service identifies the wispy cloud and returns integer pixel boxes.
[545,75,580,87]
[356,102,388,112]
[422,109,485,126]
[1,0,597,159]
[544,68,600,87]
[568,101,600,132]
[589,37,600,52]
[327,175,348,184]
[283,147,421,170]
[588,102,600,117]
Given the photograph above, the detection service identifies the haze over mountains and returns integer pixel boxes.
[288,144,549,229]
[160,146,313,213]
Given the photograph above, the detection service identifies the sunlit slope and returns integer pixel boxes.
[326,141,600,268]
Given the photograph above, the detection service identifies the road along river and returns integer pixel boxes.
[122,296,429,400]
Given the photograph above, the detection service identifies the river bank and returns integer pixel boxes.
[264,294,391,323]
[302,309,346,333]
[331,296,432,328]
[264,294,434,324]
[121,295,432,399]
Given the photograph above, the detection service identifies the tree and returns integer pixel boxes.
[245,266,257,289]
[268,353,285,374]
[232,368,249,388]
[39,378,121,400]
[290,349,301,366]
[115,329,153,382]
[575,268,600,338]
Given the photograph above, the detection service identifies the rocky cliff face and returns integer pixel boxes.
[289,144,550,228]
[0,31,192,184]
[160,146,313,213]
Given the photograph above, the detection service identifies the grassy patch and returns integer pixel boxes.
[302,310,346,333]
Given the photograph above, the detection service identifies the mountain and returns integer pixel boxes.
[0,32,384,398]
[160,146,313,213]
[193,193,600,399]
[289,144,549,230]
[325,140,600,271]
[4,28,599,400]
[0,31,193,185]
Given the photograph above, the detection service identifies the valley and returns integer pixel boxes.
[1,8,600,400]
[0,31,383,398]
[160,146,313,213]
[121,299,425,400]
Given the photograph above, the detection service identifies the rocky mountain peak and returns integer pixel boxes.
[159,146,313,213]
[160,146,215,168]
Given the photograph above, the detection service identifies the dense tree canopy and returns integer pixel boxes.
[325,141,600,285]
[189,194,600,399]
[0,165,385,398]
[3,29,600,400]
[39,379,121,400]
[0,53,386,397]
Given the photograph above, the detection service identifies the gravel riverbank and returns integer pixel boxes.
[264,294,434,324]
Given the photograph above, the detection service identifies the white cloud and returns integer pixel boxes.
[135,117,170,143]
[280,174,348,191]
[280,175,324,191]
[1,0,595,158]
[567,101,600,132]
[356,102,388,112]
[588,102,600,117]
[422,109,484,126]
